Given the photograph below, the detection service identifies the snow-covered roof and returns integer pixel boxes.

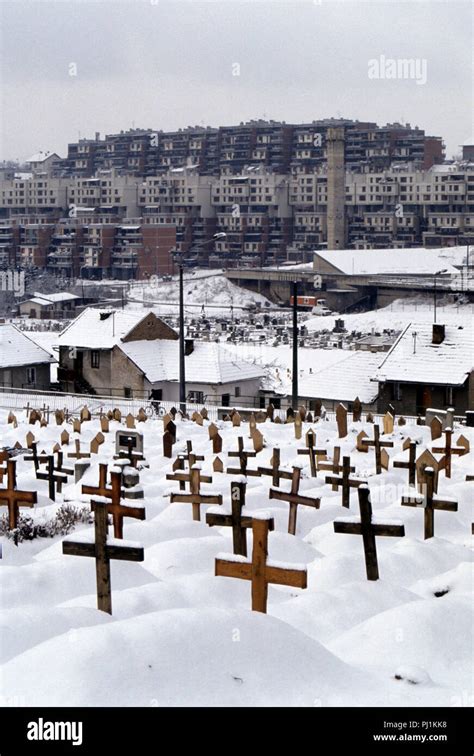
[119,340,265,385]
[314,248,458,276]
[375,322,474,386]
[28,291,80,304]
[57,308,161,349]
[26,151,59,164]
[298,350,381,403]
[0,324,55,367]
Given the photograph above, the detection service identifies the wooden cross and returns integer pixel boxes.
[296,429,327,477]
[166,464,212,491]
[67,439,91,460]
[182,440,204,467]
[36,456,68,501]
[82,462,110,499]
[206,481,252,556]
[54,450,74,479]
[325,456,364,508]
[0,459,37,529]
[84,468,145,539]
[24,441,50,472]
[215,516,307,613]
[227,437,260,477]
[334,486,405,580]
[401,467,458,539]
[393,441,417,486]
[170,466,222,521]
[269,466,321,535]
[63,501,144,614]
[432,428,466,479]
[258,448,293,486]
[318,447,352,490]
[361,425,394,474]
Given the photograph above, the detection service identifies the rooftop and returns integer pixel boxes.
[298,350,381,404]
[375,322,474,386]
[119,340,264,385]
[313,248,459,277]
[57,308,162,349]
[0,324,55,368]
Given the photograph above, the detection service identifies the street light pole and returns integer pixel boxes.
[178,262,186,414]
[292,279,298,410]
[434,273,437,324]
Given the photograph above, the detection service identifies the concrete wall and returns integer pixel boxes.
[0,362,51,390]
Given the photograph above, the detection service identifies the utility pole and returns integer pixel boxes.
[292,280,298,410]
[179,263,186,414]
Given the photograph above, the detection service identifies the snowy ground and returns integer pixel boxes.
[0,409,472,707]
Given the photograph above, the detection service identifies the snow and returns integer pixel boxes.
[314,247,459,276]
[57,308,159,349]
[0,323,55,368]
[0,407,472,707]
[375,322,474,386]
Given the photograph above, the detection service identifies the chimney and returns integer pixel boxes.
[432,323,445,344]
[185,338,194,356]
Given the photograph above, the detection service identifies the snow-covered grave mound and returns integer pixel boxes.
[0,405,472,707]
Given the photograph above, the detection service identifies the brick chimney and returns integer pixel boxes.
[432,323,445,344]
[185,338,194,356]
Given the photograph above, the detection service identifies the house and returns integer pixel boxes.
[26,151,61,174]
[19,292,81,319]
[119,339,264,406]
[57,308,264,403]
[374,322,474,415]
[0,324,55,390]
[297,350,381,411]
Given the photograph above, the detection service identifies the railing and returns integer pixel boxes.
[0,385,466,427]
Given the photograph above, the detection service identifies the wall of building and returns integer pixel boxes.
[377,379,471,415]
[146,377,262,406]
[0,362,51,391]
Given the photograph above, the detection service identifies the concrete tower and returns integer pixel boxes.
[327,127,346,250]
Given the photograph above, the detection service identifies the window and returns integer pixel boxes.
[234,387,241,398]
[189,390,204,404]
[91,350,100,369]
[391,382,402,401]
[445,386,453,405]
[26,367,36,385]
[124,387,132,398]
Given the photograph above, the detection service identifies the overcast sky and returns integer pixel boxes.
[0,0,472,162]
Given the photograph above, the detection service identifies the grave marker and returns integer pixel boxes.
[334,486,405,580]
[401,467,457,539]
[206,481,251,556]
[269,466,321,535]
[0,459,37,529]
[258,448,293,487]
[171,466,222,521]
[215,516,307,613]
[361,425,394,474]
[336,403,348,438]
[63,501,144,614]
[325,455,364,508]
[393,441,417,486]
[352,398,362,423]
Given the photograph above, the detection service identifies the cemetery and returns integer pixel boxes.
[0,398,472,707]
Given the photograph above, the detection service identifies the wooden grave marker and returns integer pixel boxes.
[266,403,275,421]
[227,437,260,477]
[67,439,91,460]
[251,427,264,454]
[0,459,37,529]
[416,449,441,494]
[296,429,327,478]
[430,416,443,441]
[269,465,321,535]
[63,501,144,614]
[208,423,219,440]
[294,412,302,439]
[163,430,174,459]
[170,466,222,521]
[125,413,136,429]
[213,456,224,474]
[212,432,223,454]
[393,441,417,486]
[36,456,68,501]
[258,448,292,487]
[215,516,307,613]
[137,408,147,423]
[356,430,369,452]
[231,411,241,427]
[82,466,145,539]
[80,406,91,422]
[383,411,394,435]
[336,403,348,438]
[206,480,251,556]
[352,397,362,423]
[334,486,405,580]
[401,467,458,539]
[60,429,70,446]
[24,441,49,472]
[325,455,364,508]
[432,428,468,479]
[361,425,394,474]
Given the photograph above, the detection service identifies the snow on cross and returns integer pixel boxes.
[0,459,37,529]
[334,486,405,581]
[269,465,321,535]
[215,516,307,613]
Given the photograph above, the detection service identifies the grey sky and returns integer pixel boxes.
[0,0,472,162]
